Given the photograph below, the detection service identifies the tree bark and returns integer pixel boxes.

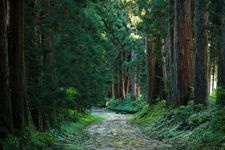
[165,34,174,106]
[8,0,27,130]
[146,37,156,103]
[174,0,194,106]
[0,0,13,137]
[165,0,175,107]
[111,84,115,98]
[217,0,225,105]
[194,0,208,105]
[131,48,138,99]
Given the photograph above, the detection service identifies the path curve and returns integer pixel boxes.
[84,108,170,150]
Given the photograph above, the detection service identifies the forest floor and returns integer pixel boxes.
[83,108,171,150]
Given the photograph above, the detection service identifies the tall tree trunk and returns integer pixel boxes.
[211,64,215,93]
[111,84,115,98]
[146,37,156,103]
[44,0,56,128]
[117,71,120,98]
[165,0,175,107]
[165,35,174,106]
[131,48,137,99]
[217,0,225,105]
[174,0,194,106]
[194,0,208,105]
[0,0,13,137]
[26,0,43,131]
[8,0,26,130]
[121,52,126,98]
[154,38,164,100]
[136,65,140,98]
[125,75,130,95]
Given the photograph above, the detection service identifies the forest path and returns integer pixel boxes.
[84,108,171,150]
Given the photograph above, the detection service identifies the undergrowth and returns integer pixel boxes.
[106,95,147,113]
[53,114,104,150]
[132,101,225,150]
[1,128,57,150]
[1,114,103,150]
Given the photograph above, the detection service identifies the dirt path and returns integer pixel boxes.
[84,109,171,150]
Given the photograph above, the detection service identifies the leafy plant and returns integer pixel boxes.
[1,129,57,150]
[106,95,147,113]
[132,101,225,149]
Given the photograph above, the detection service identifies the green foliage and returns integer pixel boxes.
[51,0,112,108]
[132,100,166,125]
[56,87,78,109]
[136,0,168,38]
[106,98,120,109]
[59,114,103,133]
[1,135,20,150]
[217,87,225,104]
[52,114,104,150]
[106,95,147,113]
[187,111,209,128]
[132,102,225,149]
[187,108,225,150]
[210,89,217,104]
[1,114,103,150]
[1,129,57,150]
[24,0,115,128]
[66,87,77,101]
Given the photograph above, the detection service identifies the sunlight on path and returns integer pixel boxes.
[84,108,171,150]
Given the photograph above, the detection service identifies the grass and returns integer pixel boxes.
[1,128,57,150]
[52,114,104,150]
[1,114,104,150]
[131,101,225,150]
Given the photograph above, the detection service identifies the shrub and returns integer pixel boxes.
[106,98,120,110]
[106,95,147,113]
[1,135,20,150]
[217,87,225,105]
[1,129,57,150]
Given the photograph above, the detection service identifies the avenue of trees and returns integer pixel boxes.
[0,0,225,148]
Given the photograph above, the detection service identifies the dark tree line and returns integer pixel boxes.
[0,0,113,141]
[0,0,28,137]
